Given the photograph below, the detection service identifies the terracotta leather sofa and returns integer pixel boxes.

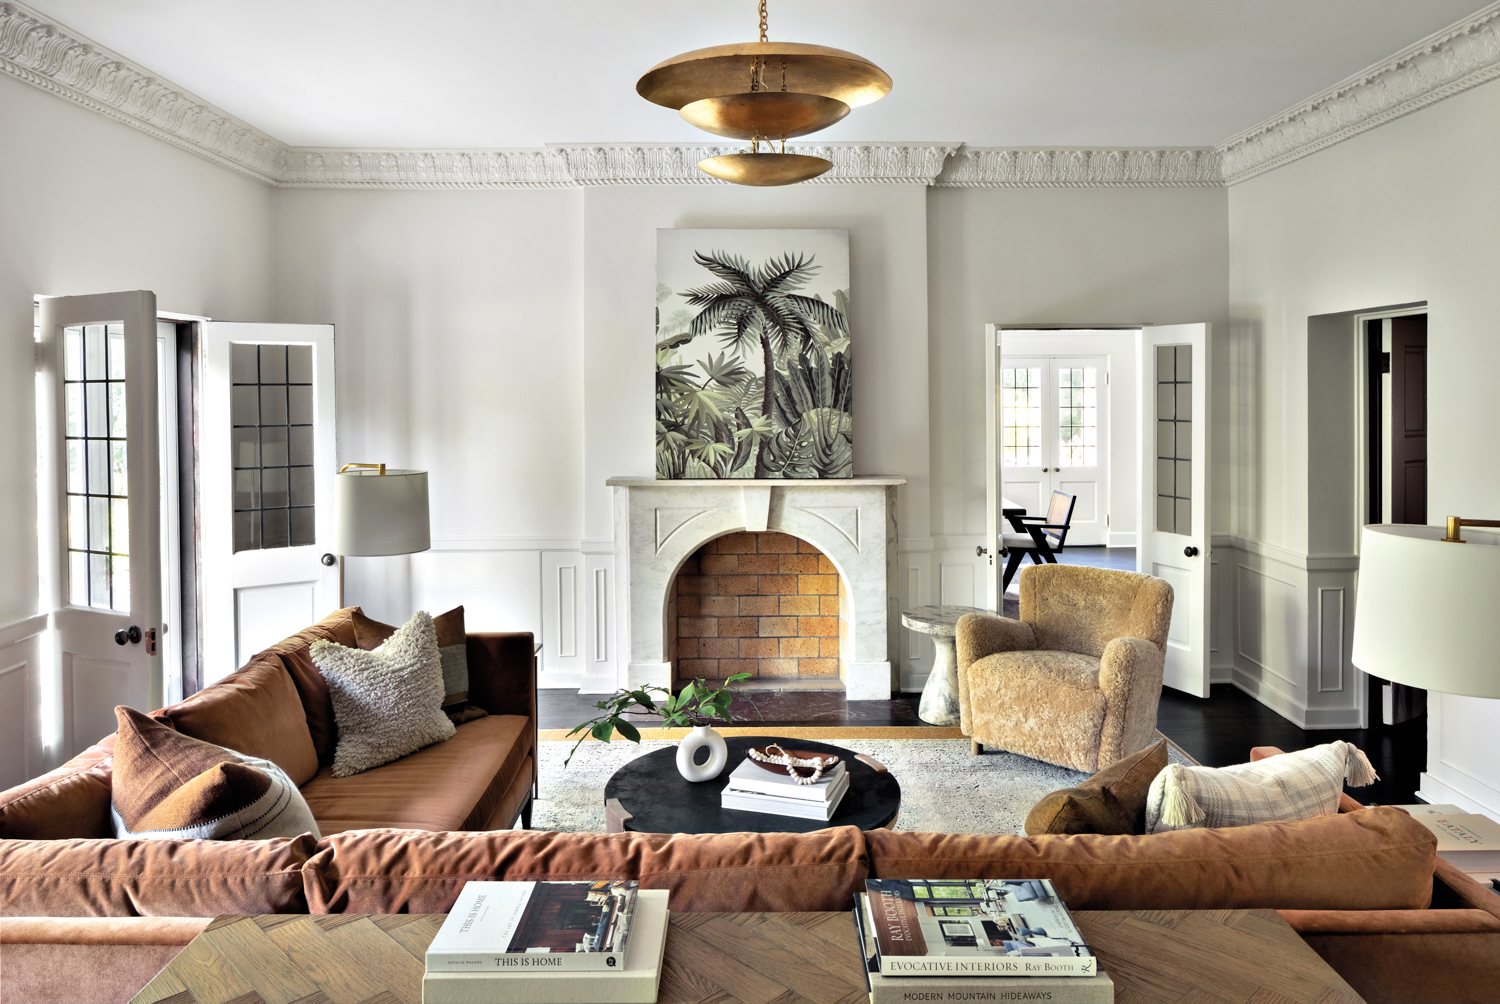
[0,607,539,843]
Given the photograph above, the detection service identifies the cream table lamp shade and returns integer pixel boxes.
[333,467,430,556]
[1351,523,1500,699]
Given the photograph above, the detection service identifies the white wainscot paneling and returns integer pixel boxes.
[939,562,977,608]
[67,653,134,755]
[1421,695,1500,816]
[1316,587,1345,694]
[0,660,28,789]
[1209,548,1234,683]
[541,552,584,675]
[899,549,932,692]
[580,551,616,693]
[411,550,543,639]
[1234,562,1302,698]
[235,582,318,668]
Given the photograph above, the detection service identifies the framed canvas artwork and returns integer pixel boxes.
[655,228,851,479]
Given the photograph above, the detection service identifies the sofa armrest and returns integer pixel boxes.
[466,633,537,721]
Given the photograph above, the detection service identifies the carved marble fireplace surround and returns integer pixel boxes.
[608,477,904,700]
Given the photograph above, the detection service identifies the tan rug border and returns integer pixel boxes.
[539,724,966,742]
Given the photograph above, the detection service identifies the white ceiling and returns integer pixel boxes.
[23,0,1494,149]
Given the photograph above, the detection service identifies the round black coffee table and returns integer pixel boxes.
[602,735,901,834]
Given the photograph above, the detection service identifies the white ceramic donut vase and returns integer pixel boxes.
[675,725,729,781]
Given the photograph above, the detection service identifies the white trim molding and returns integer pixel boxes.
[934,147,1223,188]
[280,148,575,189]
[552,142,960,186]
[1219,1,1500,184]
[0,1,284,184]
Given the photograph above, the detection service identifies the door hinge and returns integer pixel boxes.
[1106,515,1110,526]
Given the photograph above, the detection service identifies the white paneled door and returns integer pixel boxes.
[998,356,1110,546]
[1138,324,1211,697]
[199,323,338,685]
[37,292,165,753]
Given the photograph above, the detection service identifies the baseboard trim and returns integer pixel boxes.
[1417,773,1500,817]
[1230,667,1361,730]
[1106,532,1137,548]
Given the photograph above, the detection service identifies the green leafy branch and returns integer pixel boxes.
[563,674,761,767]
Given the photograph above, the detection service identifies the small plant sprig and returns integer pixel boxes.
[564,673,760,766]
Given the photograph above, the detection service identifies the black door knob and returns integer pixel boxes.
[114,625,142,645]
[321,553,337,566]
[1184,546,1199,557]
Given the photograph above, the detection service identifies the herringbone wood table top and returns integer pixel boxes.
[132,909,1362,1004]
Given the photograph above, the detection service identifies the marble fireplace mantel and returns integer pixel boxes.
[607,477,905,699]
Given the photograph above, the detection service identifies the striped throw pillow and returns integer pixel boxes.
[1145,741,1378,834]
[110,706,320,840]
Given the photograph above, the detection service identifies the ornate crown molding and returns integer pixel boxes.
[549,143,960,186]
[0,1,284,183]
[934,147,1223,188]
[1219,2,1500,184]
[279,148,574,188]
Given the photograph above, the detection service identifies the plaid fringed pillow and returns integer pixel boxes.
[1145,741,1378,834]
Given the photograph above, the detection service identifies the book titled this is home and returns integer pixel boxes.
[864,879,1096,977]
[427,880,639,973]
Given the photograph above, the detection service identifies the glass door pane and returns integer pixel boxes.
[63,323,130,610]
[1057,366,1098,467]
[1001,366,1043,466]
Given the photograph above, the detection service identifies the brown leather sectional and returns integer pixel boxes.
[2,610,1499,1003]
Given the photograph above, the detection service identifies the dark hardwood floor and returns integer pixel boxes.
[544,544,1426,804]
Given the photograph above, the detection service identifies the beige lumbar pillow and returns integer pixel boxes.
[110,706,320,840]
[1145,740,1378,834]
[311,610,456,778]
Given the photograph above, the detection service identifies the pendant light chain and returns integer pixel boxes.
[759,0,768,42]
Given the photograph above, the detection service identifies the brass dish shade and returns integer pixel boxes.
[680,91,849,141]
[638,41,892,110]
[696,152,833,186]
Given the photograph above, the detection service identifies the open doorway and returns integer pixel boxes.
[1363,310,1428,725]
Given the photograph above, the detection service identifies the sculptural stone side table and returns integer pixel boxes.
[902,604,991,726]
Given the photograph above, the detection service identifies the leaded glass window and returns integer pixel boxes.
[1001,367,1042,466]
[1155,344,1192,535]
[232,344,316,552]
[1057,366,1098,466]
[64,323,130,610]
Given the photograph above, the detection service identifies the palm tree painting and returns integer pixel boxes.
[656,229,851,479]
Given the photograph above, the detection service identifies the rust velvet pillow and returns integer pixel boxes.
[1024,738,1169,836]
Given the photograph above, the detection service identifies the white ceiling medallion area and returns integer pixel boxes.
[4,1,1500,190]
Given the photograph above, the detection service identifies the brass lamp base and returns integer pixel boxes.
[697,152,832,186]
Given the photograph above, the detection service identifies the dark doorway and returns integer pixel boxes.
[1365,313,1428,724]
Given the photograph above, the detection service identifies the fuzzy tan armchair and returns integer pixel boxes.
[956,564,1174,773]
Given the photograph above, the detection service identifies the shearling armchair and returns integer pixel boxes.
[956,564,1174,773]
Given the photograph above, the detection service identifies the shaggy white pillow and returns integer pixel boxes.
[311,610,456,777]
[1145,740,1378,834]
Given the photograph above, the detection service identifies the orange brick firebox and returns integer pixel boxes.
[668,531,848,684]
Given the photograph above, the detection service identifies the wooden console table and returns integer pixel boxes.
[133,909,1362,1004]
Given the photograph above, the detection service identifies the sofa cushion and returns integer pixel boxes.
[259,606,361,768]
[352,606,486,724]
[110,707,320,841]
[165,656,319,786]
[0,737,116,840]
[298,714,529,834]
[302,825,868,914]
[0,834,316,917]
[310,612,455,778]
[868,807,1436,912]
[1025,737,1169,836]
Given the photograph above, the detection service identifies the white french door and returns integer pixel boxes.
[198,323,338,685]
[999,356,1109,547]
[1138,324,1211,697]
[37,292,166,753]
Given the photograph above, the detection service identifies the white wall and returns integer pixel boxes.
[270,188,585,664]
[0,73,274,780]
[1228,77,1500,811]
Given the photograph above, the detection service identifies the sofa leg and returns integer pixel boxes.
[520,795,533,830]
[971,740,983,755]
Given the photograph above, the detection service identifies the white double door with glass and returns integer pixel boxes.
[1000,356,1109,546]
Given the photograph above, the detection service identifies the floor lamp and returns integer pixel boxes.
[1352,520,1500,724]
[333,463,431,608]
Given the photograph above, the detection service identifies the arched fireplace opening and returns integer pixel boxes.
[667,531,848,688]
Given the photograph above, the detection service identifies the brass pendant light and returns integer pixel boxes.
[637,1,891,186]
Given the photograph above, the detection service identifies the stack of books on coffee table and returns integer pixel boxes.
[422,880,668,1003]
[854,878,1114,1003]
[720,754,848,820]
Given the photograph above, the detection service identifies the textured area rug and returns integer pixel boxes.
[531,734,1195,835]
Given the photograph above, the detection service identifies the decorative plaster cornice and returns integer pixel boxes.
[279,148,574,189]
[550,143,960,186]
[0,1,284,183]
[934,147,1223,188]
[1218,1,1500,184]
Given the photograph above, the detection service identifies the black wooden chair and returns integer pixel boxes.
[1000,490,1078,591]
